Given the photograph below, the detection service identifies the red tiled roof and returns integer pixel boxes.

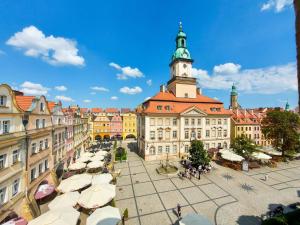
[15,96,35,111]
[91,108,102,113]
[80,108,88,113]
[231,109,261,125]
[121,108,131,113]
[47,101,56,111]
[105,108,119,113]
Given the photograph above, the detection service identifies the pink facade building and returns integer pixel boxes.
[110,114,122,139]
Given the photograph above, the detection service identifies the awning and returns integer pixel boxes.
[48,192,80,210]
[81,152,94,157]
[252,152,272,160]
[77,156,92,163]
[91,155,104,161]
[34,184,56,200]
[68,162,86,171]
[86,206,121,225]
[2,217,28,225]
[258,147,282,156]
[95,151,107,156]
[87,161,104,169]
[28,207,79,225]
[78,184,116,209]
[221,150,244,162]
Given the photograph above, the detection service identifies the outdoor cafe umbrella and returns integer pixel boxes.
[221,150,244,162]
[92,174,113,185]
[87,161,105,169]
[68,162,86,171]
[57,174,92,193]
[91,155,105,161]
[179,213,213,225]
[95,151,107,156]
[34,183,56,200]
[252,152,272,160]
[48,191,80,210]
[78,184,116,209]
[81,152,94,157]
[28,207,80,225]
[86,206,121,225]
[77,156,93,163]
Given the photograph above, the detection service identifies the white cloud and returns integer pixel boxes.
[109,62,144,80]
[20,81,50,95]
[54,85,67,91]
[83,99,91,103]
[90,92,96,95]
[110,96,118,100]
[6,26,84,66]
[90,86,109,92]
[55,95,75,102]
[146,79,152,86]
[261,0,293,12]
[120,86,143,95]
[193,62,297,94]
[213,63,241,74]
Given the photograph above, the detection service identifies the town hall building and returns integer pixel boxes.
[137,23,232,161]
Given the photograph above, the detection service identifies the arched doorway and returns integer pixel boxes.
[125,134,136,139]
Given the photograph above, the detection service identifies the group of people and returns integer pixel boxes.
[179,163,212,180]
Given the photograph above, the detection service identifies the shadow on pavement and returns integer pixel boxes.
[236,215,261,225]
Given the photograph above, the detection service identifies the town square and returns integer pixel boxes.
[0,1,300,225]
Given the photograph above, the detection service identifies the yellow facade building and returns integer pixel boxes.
[121,109,137,139]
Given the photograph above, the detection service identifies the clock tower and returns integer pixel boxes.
[167,22,197,98]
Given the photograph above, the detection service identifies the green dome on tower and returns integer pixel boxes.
[285,101,290,111]
[231,83,238,96]
[171,22,193,63]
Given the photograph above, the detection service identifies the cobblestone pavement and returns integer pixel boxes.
[115,142,300,225]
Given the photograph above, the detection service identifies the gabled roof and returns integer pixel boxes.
[105,108,119,113]
[15,96,35,111]
[91,108,102,113]
[80,108,88,113]
[47,101,56,112]
[121,108,131,113]
[231,109,261,125]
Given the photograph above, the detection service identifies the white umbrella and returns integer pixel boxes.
[57,174,92,193]
[92,174,113,185]
[81,152,94,157]
[78,184,116,209]
[68,162,86,171]
[95,151,107,156]
[87,161,105,169]
[48,192,80,210]
[259,147,282,156]
[252,152,272,160]
[91,155,105,161]
[86,206,121,225]
[180,213,213,225]
[77,156,92,163]
[221,151,244,162]
[28,207,80,225]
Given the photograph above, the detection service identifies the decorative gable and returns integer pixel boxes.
[181,107,207,116]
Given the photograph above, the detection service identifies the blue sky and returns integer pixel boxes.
[0,0,297,109]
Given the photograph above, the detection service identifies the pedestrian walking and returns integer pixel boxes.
[198,170,201,180]
[177,203,182,219]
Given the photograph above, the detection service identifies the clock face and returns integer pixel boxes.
[182,53,187,58]
[183,64,187,68]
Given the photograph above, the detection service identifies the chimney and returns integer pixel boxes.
[196,87,202,95]
[160,85,166,92]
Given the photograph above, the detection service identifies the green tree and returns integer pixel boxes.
[262,110,300,157]
[188,140,210,167]
[231,136,256,160]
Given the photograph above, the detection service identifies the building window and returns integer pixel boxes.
[197,119,201,125]
[212,129,216,138]
[237,127,240,131]
[2,121,10,134]
[40,102,44,112]
[217,129,222,137]
[224,119,227,125]
[45,139,48,149]
[212,119,216,125]
[224,142,228,149]
[185,130,189,139]
[42,119,46,128]
[36,119,40,129]
[30,168,36,182]
[165,106,170,111]
[158,146,162,154]
[223,130,227,137]
[205,143,209,150]
[185,118,189,126]
[206,119,210,125]
[184,145,189,153]
[150,118,155,126]
[173,118,177,126]
[0,187,7,205]
[150,131,155,140]
[0,96,7,106]
[173,130,177,138]
[166,146,170,153]
[149,146,155,155]
[158,118,163,126]
[218,143,222,148]
[173,145,177,153]
[205,130,210,138]
[191,131,196,139]
[218,119,221,125]
[184,93,188,98]
[12,150,19,164]
[45,159,48,170]
[197,130,201,139]
[157,105,162,110]
[31,143,36,155]
[12,179,20,196]
[165,118,170,126]
[39,140,43,150]
[165,130,170,140]
[0,154,7,169]
[158,130,163,139]
[191,119,195,126]
[38,163,43,175]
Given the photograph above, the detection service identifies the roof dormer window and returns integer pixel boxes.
[0,96,7,107]
[40,102,45,112]
[165,105,170,111]
[157,105,162,110]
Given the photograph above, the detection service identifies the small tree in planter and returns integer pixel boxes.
[189,140,211,167]
[231,136,256,160]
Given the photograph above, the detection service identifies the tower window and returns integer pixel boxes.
[183,64,187,68]
[184,93,188,98]
[181,39,185,47]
